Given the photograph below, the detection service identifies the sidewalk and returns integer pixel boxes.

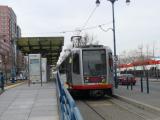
[0,81,59,120]
[0,80,25,92]
[135,77,160,82]
[114,79,160,109]
[148,78,160,82]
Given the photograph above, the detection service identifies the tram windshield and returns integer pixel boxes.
[83,49,106,76]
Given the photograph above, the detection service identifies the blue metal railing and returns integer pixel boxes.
[55,71,83,120]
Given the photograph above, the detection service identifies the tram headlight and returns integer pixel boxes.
[102,79,105,83]
[84,77,89,83]
[101,76,106,83]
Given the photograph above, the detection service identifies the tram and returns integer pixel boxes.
[60,45,114,97]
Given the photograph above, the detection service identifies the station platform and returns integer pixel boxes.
[0,81,59,120]
[114,78,160,110]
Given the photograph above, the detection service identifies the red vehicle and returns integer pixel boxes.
[118,74,136,85]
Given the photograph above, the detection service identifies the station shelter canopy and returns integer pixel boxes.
[17,37,64,66]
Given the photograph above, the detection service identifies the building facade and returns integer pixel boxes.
[0,5,22,79]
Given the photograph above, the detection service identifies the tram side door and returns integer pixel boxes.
[72,52,81,85]
[108,52,114,84]
[66,56,72,84]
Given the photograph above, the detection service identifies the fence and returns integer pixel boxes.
[55,71,83,120]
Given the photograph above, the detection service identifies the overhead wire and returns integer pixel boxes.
[81,6,98,29]
[82,21,112,31]
[22,2,115,37]
[99,25,113,32]
[22,5,113,35]
[62,21,113,33]
[22,21,113,36]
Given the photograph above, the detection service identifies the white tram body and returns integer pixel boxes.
[61,45,114,96]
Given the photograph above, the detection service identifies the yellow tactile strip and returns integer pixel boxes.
[5,81,26,90]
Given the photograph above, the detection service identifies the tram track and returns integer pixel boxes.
[75,96,160,120]
[109,98,147,120]
[82,100,106,120]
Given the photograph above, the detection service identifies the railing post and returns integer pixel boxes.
[130,80,133,90]
[146,70,149,94]
[126,76,129,90]
[140,75,143,92]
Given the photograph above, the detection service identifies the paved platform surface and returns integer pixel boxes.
[0,81,59,120]
[114,78,160,108]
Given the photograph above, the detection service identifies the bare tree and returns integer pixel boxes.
[83,33,99,45]
[118,51,129,64]
[118,44,155,77]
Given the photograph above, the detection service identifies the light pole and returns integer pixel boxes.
[96,0,130,88]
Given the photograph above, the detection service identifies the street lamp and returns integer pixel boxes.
[95,0,130,88]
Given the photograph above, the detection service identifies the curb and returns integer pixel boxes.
[5,81,26,90]
[113,94,160,114]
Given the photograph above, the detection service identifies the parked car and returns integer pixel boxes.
[118,74,136,85]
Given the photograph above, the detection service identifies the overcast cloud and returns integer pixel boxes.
[0,0,160,56]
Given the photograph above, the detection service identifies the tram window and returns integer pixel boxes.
[83,50,106,76]
[73,53,80,74]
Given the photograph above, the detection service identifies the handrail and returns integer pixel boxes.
[55,71,83,120]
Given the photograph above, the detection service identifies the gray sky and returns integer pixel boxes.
[0,0,160,57]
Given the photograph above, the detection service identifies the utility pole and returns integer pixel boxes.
[95,0,131,88]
